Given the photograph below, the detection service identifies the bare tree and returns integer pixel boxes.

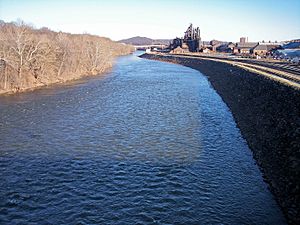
[0,20,134,93]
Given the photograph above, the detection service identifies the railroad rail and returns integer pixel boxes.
[163,53,300,89]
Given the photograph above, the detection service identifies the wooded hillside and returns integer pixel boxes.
[0,21,134,94]
[118,36,171,46]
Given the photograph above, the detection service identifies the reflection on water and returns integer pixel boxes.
[0,52,286,224]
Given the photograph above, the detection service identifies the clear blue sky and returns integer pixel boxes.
[0,0,299,42]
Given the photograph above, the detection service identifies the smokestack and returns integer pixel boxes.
[240,37,246,43]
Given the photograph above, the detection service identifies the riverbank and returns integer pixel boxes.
[0,21,134,95]
[140,53,300,224]
[0,62,115,96]
[0,53,133,96]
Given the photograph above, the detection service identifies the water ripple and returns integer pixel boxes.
[0,52,286,224]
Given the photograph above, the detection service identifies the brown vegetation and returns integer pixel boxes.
[0,20,133,94]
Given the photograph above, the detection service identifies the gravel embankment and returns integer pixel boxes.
[140,53,300,224]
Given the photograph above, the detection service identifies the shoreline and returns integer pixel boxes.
[0,52,135,96]
[0,21,134,96]
[0,67,113,96]
[140,53,300,224]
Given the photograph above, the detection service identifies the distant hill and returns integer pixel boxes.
[118,36,171,46]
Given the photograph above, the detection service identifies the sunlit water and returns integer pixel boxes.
[0,52,286,224]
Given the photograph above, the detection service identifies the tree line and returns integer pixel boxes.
[0,20,134,93]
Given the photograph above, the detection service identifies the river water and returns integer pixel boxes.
[0,52,286,224]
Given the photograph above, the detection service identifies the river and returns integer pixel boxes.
[0,52,286,224]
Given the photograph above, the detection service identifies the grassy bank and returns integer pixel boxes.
[140,53,300,224]
[0,21,134,94]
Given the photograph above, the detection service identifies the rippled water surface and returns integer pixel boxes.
[0,52,286,224]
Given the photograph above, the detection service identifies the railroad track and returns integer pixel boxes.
[234,59,300,77]
[166,54,300,89]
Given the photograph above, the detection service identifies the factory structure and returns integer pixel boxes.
[167,24,286,58]
[169,24,202,52]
